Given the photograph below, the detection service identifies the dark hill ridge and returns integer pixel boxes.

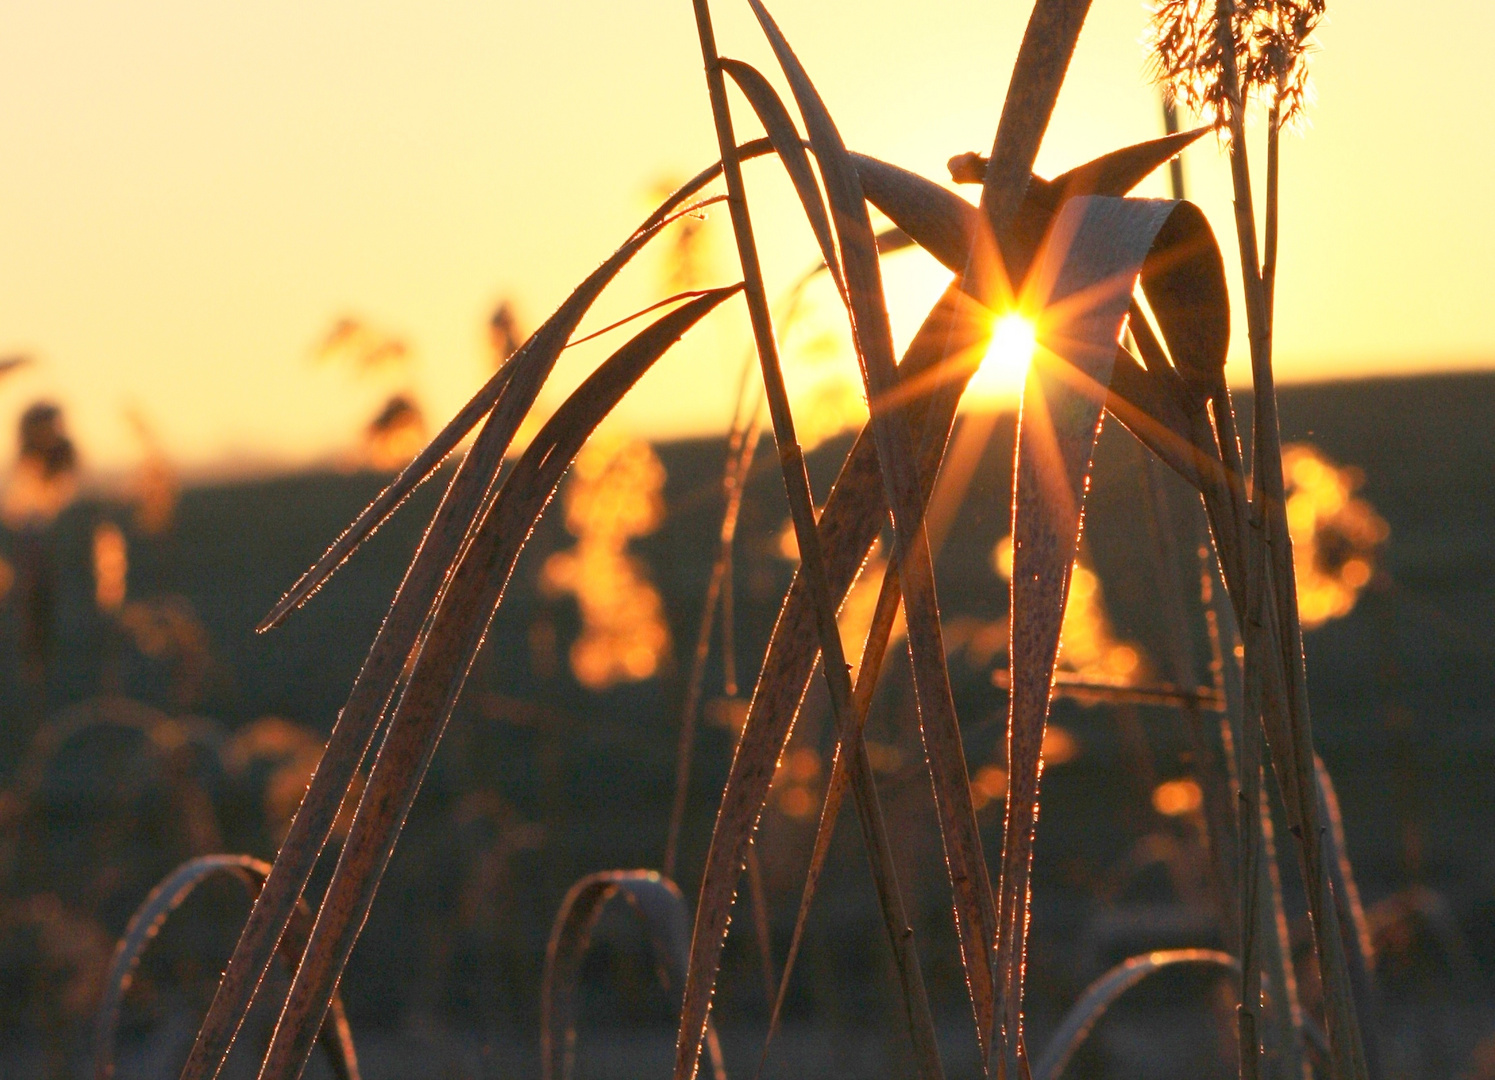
[25,370,1493,733]
[1,369,1492,1056]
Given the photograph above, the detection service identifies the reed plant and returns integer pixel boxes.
[86,1,1385,1077]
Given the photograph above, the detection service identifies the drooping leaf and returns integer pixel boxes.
[94,856,358,1080]
[850,153,979,274]
[743,6,996,1065]
[185,158,759,1080]
[1029,950,1238,1080]
[676,128,1209,1080]
[542,871,726,1080]
[254,288,739,1080]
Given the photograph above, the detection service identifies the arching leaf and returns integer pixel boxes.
[94,855,358,1080]
[543,871,727,1080]
[1030,949,1237,1080]
[253,288,739,1080]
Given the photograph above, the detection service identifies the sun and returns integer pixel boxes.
[966,311,1037,407]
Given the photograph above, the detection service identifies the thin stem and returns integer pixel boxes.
[1263,105,1281,324]
[663,410,761,878]
[1139,450,1238,947]
[565,283,729,350]
[686,6,943,1079]
[1258,784,1311,1080]
[1162,97,1187,200]
[1212,3,1368,1075]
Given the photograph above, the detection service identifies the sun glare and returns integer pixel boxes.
[967,312,1037,407]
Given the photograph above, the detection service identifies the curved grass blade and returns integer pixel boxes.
[186,215,739,1080]
[1029,949,1238,1080]
[257,142,776,634]
[542,871,726,1080]
[850,153,979,275]
[1002,128,1211,286]
[684,7,942,1079]
[255,287,739,1080]
[96,855,357,1080]
[1002,196,1228,1073]
[718,58,844,299]
[744,4,998,1058]
[861,138,1208,333]
[679,129,1201,1080]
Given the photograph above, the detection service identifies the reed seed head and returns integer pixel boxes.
[1147,0,1324,131]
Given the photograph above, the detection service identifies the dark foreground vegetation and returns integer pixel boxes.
[0,372,1491,1078]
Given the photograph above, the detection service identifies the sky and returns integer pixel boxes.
[0,0,1490,476]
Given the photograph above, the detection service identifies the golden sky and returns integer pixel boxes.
[0,0,1490,473]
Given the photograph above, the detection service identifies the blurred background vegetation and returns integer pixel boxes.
[0,366,1490,1077]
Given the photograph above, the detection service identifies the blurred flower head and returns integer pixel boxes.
[1282,442,1388,628]
[541,436,672,690]
[3,402,78,529]
[93,521,128,613]
[489,300,525,366]
[224,717,362,845]
[364,393,426,471]
[126,408,177,536]
[117,596,215,709]
[651,176,715,293]
[314,315,411,372]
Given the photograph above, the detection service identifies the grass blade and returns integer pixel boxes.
[978,0,1094,249]
[759,561,904,1073]
[850,153,979,274]
[1003,195,1208,1074]
[255,288,739,1080]
[683,7,942,1080]
[744,3,998,1056]
[1029,949,1238,1080]
[186,210,736,1080]
[257,147,775,635]
[96,855,358,1080]
[664,412,763,879]
[1316,755,1383,1079]
[718,58,844,298]
[542,871,726,1080]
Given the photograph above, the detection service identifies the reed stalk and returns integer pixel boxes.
[685,5,943,1078]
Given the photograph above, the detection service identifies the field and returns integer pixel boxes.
[4,371,1491,1078]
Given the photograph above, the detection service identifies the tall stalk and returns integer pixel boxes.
[684,5,944,1078]
[1201,2,1367,1075]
